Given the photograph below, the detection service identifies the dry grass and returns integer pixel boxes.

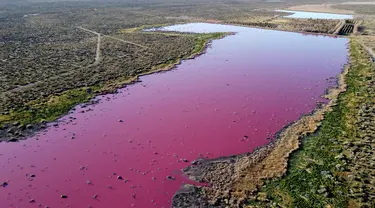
[232,63,349,199]
[287,4,355,14]
[180,52,350,207]
[250,39,375,207]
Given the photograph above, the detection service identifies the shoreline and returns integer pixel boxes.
[0,31,231,142]
[196,20,351,38]
[0,19,353,142]
[172,43,351,207]
[1,20,346,142]
[3,19,345,142]
[2,20,363,207]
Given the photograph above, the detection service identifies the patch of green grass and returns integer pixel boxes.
[150,32,229,74]
[190,32,229,55]
[1,87,99,126]
[247,39,373,207]
[123,23,228,53]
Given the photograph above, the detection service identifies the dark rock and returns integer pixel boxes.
[60,194,68,199]
[172,185,220,208]
[15,131,24,137]
[26,124,33,130]
[117,176,123,180]
[12,121,20,127]
[18,124,25,130]
[7,138,18,142]
[29,199,36,203]
[191,160,200,165]
[30,174,36,178]
[166,175,176,180]
[7,127,17,134]
[2,182,8,187]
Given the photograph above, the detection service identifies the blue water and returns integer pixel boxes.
[276,10,353,20]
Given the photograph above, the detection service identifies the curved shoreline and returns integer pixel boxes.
[0,32,230,142]
[172,45,351,207]
[1,19,350,142]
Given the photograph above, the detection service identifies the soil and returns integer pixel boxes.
[172,59,350,207]
[0,32,227,142]
[0,24,348,208]
[341,2,375,5]
[2,1,373,207]
[287,4,355,14]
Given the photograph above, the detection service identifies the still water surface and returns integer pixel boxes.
[0,23,348,208]
[276,9,353,19]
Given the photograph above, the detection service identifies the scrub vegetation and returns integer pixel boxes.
[333,4,375,15]
[0,0,362,138]
[172,38,375,208]
[0,25,226,140]
[229,17,342,34]
[2,0,375,207]
[247,39,375,208]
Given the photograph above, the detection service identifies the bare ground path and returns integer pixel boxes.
[1,27,148,97]
[361,41,375,61]
[76,26,101,65]
[77,26,148,49]
[95,34,101,65]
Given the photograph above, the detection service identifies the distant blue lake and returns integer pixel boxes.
[276,10,353,19]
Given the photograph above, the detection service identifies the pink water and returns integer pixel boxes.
[0,23,348,208]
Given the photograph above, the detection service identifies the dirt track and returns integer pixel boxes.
[77,26,147,50]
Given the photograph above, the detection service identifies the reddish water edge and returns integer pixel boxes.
[0,23,348,208]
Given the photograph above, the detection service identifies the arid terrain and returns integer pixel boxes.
[1,0,375,207]
[1,0,369,139]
